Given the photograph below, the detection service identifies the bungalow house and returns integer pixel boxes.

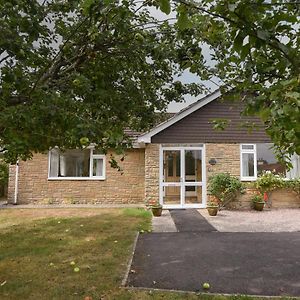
[7,90,300,208]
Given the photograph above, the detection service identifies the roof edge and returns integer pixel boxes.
[137,89,222,143]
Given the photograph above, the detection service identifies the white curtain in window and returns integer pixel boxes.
[60,155,66,177]
[286,154,300,179]
[93,159,103,176]
[242,153,250,177]
[49,149,59,177]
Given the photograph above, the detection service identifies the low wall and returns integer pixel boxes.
[234,188,300,209]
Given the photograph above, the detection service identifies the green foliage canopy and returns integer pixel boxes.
[1,0,299,164]
[174,0,299,160]
[0,0,206,163]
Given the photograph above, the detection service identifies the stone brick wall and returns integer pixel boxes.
[234,188,300,209]
[270,189,300,208]
[206,143,240,178]
[144,144,160,205]
[7,149,145,205]
[204,143,300,209]
[7,142,300,209]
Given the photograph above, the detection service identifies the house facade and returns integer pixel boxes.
[7,90,300,208]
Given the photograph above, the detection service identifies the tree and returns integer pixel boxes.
[165,0,300,161]
[0,0,205,163]
[1,0,299,164]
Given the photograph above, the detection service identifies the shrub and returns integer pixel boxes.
[284,178,300,195]
[0,161,8,196]
[255,171,300,195]
[208,173,245,209]
[255,171,284,193]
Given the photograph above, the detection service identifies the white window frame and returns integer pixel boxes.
[240,143,300,181]
[48,148,106,181]
[240,144,257,181]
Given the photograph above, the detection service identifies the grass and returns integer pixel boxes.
[0,208,294,300]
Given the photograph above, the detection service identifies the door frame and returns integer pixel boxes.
[159,145,206,209]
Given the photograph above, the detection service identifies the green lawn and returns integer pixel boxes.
[0,208,291,300]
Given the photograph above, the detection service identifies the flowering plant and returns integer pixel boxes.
[255,171,285,193]
[148,199,162,208]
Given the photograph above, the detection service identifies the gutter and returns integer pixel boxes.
[13,160,19,205]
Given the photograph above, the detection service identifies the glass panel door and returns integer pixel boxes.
[162,150,181,207]
[184,149,203,206]
[160,147,205,208]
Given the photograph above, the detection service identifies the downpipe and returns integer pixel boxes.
[14,160,19,205]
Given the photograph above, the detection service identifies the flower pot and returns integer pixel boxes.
[207,206,218,216]
[253,201,264,211]
[151,206,162,217]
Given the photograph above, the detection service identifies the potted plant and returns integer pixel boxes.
[206,202,219,216]
[251,194,265,211]
[148,200,163,217]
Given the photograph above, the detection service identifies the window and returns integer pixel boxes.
[256,144,286,175]
[48,148,105,180]
[240,143,300,181]
[240,144,256,180]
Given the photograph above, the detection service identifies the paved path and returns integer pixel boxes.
[169,209,217,232]
[127,232,300,296]
[152,210,177,232]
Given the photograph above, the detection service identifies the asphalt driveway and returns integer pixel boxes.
[127,232,300,296]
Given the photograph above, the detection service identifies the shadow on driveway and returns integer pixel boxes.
[127,232,300,297]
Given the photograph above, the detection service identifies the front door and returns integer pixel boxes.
[160,146,206,208]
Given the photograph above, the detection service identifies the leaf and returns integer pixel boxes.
[259,108,271,122]
[177,5,191,30]
[81,0,96,16]
[257,30,270,41]
[159,0,171,15]
[240,43,250,60]
[285,92,300,101]
[233,30,246,52]
[211,119,230,131]
[228,4,237,12]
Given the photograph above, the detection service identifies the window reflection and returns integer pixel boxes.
[257,144,285,175]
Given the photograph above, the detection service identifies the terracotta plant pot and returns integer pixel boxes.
[253,202,264,211]
[151,206,162,217]
[207,206,218,216]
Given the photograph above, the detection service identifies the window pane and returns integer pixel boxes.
[93,159,103,177]
[257,143,286,175]
[167,155,173,177]
[49,149,59,177]
[185,150,202,182]
[50,149,90,177]
[242,153,254,177]
[176,154,180,177]
[242,145,254,150]
[185,186,202,205]
[163,186,180,205]
[163,150,180,182]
